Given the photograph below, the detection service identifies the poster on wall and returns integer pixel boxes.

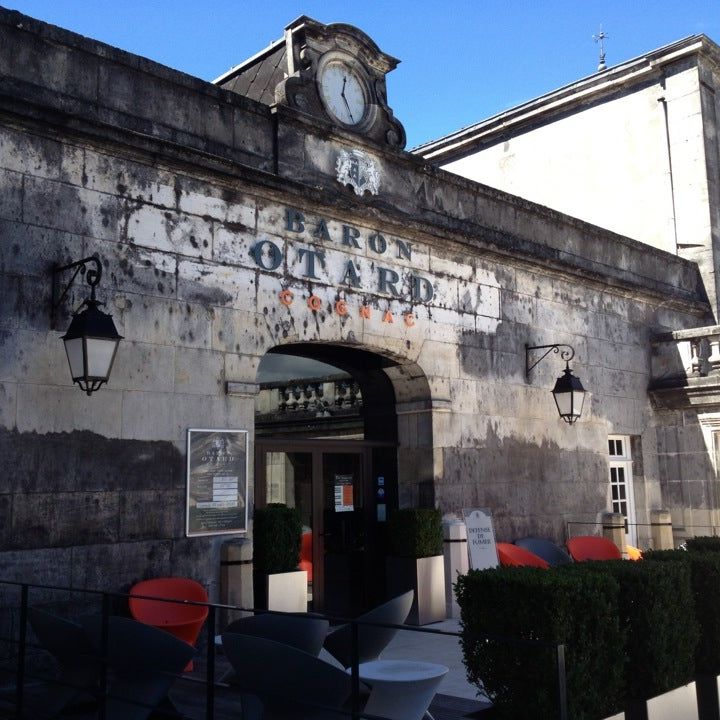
[186,428,248,537]
[334,474,354,512]
[462,508,499,570]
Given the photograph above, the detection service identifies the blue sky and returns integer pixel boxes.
[5,1,719,147]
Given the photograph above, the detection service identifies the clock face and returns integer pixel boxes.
[318,61,368,126]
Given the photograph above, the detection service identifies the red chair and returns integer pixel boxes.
[566,536,622,562]
[129,577,208,671]
[496,542,549,568]
[299,530,313,583]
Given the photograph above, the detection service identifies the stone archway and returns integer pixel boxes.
[257,341,435,507]
[253,341,435,613]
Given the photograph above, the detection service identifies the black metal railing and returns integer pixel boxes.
[0,579,569,720]
[566,518,720,547]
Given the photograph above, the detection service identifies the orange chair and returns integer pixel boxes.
[496,542,549,568]
[626,544,643,561]
[299,530,313,583]
[566,536,622,562]
[129,577,208,671]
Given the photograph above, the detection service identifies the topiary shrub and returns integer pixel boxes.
[387,508,443,558]
[645,549,720,674]
[252,503,302,575]
[456,566,623,720]
[565,558,698,704]
[685,535,720,554]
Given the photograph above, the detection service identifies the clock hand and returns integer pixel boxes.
[342,94,354,123]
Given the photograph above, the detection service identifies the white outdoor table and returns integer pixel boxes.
[349,659,449,720]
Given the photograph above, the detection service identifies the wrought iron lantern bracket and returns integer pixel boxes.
[51,255,103,329]
[525,343,576,380]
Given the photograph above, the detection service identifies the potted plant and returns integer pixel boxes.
[385,508,446,625]
[252,503,307,612]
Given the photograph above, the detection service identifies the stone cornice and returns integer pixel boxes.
[649,376,720,410]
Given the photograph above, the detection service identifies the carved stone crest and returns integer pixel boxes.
[336,149,380,196]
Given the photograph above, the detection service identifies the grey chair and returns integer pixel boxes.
[81,615,194,720]
[27,607,100,719]
[323,590,414,669]
[515,537,573,566]
[224,613,329,656]
[222,632,358,720]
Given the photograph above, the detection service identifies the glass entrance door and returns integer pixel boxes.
[255,440,394,614]
[321,452,366,616]
[259,450,314,606]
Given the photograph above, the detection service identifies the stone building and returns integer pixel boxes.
[416,34,720,552]
[0,10,713,614]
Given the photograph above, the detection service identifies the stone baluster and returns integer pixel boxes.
[288,384,301,411]
[336,380,347,407]
[695,337,711,376]
[709,336,720,374]
[690,339,701,376]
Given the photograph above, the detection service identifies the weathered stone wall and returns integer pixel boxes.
[646,407,720,542]
[0,125,260,596]
[0,7,714,601]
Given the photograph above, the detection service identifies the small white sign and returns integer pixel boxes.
[462,508,498,570]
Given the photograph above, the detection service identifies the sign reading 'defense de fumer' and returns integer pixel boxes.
[462,508,499,570]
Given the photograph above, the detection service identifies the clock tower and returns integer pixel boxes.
[215,16,406,149]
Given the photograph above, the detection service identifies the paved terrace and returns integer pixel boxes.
[0,619,492,719]
[168,618,492,720]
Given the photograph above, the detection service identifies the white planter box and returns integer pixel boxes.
[645,681,698,720]
[386,555,446,625]
[266,569,308,613]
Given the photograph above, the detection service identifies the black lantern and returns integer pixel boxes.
[526,344,587,424]
[51,256,123,396]
[551,363,587,424]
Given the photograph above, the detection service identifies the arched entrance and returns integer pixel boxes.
[254,342,431,615]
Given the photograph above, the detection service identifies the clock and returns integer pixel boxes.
[230,18,407,147]
[317,58,369,127]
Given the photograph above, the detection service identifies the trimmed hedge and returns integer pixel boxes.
[685,535,720,554]
[564,559,698,703]
[387,508,443,558]
[457,558,701,719]
[252,503,302,575]
[645,549,720,674]
[456,566,623,720]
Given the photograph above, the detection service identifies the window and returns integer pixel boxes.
[608,435,636,546]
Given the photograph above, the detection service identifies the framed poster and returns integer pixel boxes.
[186,428,248,537]
[333,474,354,512]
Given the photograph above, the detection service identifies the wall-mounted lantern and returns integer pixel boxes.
[525,343,587,424]
[51,256,123,396]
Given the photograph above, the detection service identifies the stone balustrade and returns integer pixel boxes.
[256,376,363,417]
[651,325,720,380]
[649,325,720,408]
